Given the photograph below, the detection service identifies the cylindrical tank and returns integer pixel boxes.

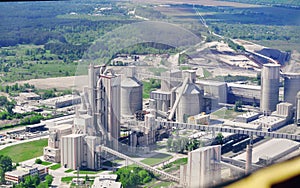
[283,73,300,106]
[297,91,300,125]
[176,83,204,123]
[260,64,280,115]
[121,77,143,116]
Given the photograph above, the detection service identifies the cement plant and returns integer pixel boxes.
[1,1,300,188]
[39,61,300,187]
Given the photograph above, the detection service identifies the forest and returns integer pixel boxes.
[1,0,300,83]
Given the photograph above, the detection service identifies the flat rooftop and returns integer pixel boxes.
[237,112,260,118]
[251,116,285,125]
[5,170,28,177]
[227,83,261,90]
[49,123,72,131]
[41,94,80,104]
[197,80,227,87]
[92,174,121,188]
[233,139,300,163]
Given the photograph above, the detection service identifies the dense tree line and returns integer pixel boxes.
[0,155,13,183]
[13,174,53,188]
[167,137,201,153]
[0,83,35,94]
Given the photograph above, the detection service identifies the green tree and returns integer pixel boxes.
[215,133,224,145]
[234,100,243,112]
[35,158,42,164]
[0,155,13,172]
[45,175,53,186]
[84,174,89,183]
[36,182,49,188]
[0,168,4,183]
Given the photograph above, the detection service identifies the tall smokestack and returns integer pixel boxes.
[245,144,252,174]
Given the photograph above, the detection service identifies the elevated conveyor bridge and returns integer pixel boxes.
[156,120,300,141]
[97,145,180,183]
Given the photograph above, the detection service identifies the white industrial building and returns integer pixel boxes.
[180,145,221,188]
[61,134,85,169]
[235,112,260,123]
[92,174,122,188]
[40,94,81,109]
[251,102,293,131]
[223,120,262,130]
[233,139,300,165]
[44,124,73,162]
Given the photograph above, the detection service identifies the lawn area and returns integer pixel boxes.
[41,161,52,166]
[64,169,74,173]
[153,181,174,188]
[73,170,103,174]
[140,153,172,166]
[211,107,244,120]
[61,176,95,184]
[0,138,48,163]
[49,163,61,170]
[162,157,188,173]
[203,68,212,78]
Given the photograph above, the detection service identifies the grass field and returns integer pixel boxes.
[140,153,172,166]
[64,169,74,173]
[211,107,244,120]
[41,161,52,166]
[73,170,104,175]
[49,163,61,170]
[0,138,48,163]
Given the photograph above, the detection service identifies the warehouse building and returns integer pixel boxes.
[233,139,300,165]
[5,164,49,184]
[227,83,260,105]
[40,94,81,109]
[235,112,261,123]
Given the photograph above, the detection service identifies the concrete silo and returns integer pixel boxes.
[297,91,300,126]
[260,64,280,115]
[283,72,300,106]
[175,70,204,123]
[121,66,143,117]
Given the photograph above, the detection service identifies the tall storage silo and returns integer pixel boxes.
[176,71,204,123]
[121,66,143,117]
[260,64,280,115]
[283,72,300,106]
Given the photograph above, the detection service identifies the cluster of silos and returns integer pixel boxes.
[283,72,300,106]
[120,66,143,117]
[260,64,280,115]
[175,70,204,123]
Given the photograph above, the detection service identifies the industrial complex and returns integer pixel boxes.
[39,61,300,187]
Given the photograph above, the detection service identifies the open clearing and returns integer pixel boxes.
[0,138,48,163]
[132,0,259,8]
[13,75,88,91]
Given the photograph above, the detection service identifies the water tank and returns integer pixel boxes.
[121,76,143,116]
[176,83,204,123]
[283,73,300,106]
[260,64,280,115]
